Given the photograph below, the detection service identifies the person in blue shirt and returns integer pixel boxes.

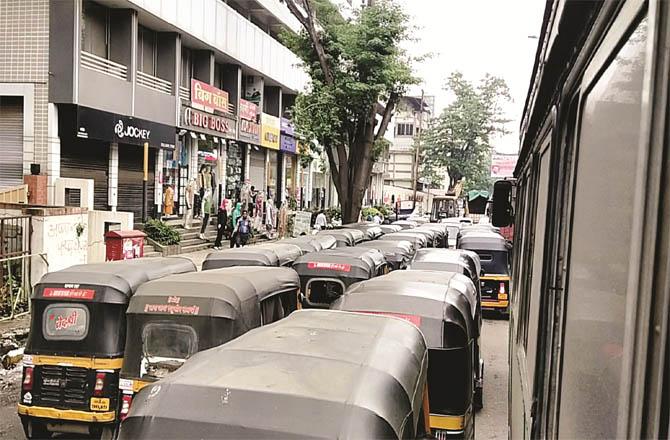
[234,210,252,247]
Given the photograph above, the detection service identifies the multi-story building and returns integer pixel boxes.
[0,0,308,225]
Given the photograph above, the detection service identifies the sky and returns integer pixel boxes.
[395,0,546,154]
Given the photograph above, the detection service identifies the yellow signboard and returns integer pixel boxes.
[261,113,280,150]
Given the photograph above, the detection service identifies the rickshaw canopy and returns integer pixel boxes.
[202,248,279,270]
[356,240,415,269]
[118,310,428,439]
[254,242,303,266]
[379,232,429,249]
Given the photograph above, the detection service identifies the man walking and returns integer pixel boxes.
[235,210,252,247]
[213,199,229,250]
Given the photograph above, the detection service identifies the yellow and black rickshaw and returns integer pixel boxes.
[293,247,388,308]
[18,258,195,439]
[333,272,478,439]
[458,231,511,314]
[117,266,300,422]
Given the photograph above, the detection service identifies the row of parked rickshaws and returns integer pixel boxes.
[17,217,511,440]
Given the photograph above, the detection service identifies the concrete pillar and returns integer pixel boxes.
[108,143,119,210]
[244,144,250,183]
[280,153,287,203]
[130,10,139,115]
[46,103,60,205]
[155,148,164,215]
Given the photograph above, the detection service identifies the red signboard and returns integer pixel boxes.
[306,262,352,272]
[191,79,229,114]
[239,99,258,121]
[491,154,518,178]
[43,288,96,300]
[357,311,422,327]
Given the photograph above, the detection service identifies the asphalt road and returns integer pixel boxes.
[476,315,510,439]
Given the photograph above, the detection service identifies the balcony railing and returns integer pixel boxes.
[179,86,190,101]
[80,51,128,81]
[137,71,173,95]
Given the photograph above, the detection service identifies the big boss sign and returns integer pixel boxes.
[191,79,229,114]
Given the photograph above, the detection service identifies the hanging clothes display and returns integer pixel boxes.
[163,185,174,215]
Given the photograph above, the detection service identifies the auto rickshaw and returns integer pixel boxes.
[341,222,384,240]
[118,266,300,421]
[405,251,485,410]
[418,223,449,248]
[458,231,510,314]
[379,231,429,249]
[253,242,303,266]
[317,228,364,246]
[201,247,279,270]
[118,309,430,439]
[333,273,478,439]
[18,257,196,439]
[392,219,419,230]
[293,248,388,308]
[379,224,403,234]
[356,239,416,270]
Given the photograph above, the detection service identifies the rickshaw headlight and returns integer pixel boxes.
[93,372,106,396]
[22,367,34,391]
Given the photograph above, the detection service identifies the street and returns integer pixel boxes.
[477,315,509,439]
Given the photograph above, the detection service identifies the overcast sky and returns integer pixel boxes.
[396,0,545,154]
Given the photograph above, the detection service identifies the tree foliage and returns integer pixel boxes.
[422,72,510,193]
[281,0,417,222]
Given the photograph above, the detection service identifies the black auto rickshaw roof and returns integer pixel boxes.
[118,309,428,439]
[316,229,354,246]
[458,231,508,251]
[127,267,300,320]
[292,248,384,279]
[341,223,384,240]
[34,257,196,301]
[278,237,321,253]
[333,276,473,348]
[254,242,303,266]
[392,220,418,230]
[379,231,429,249]
[202,247,279,270]
[379,224,403,234]
[356,239,415,263]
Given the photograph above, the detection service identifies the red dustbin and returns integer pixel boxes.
[105,230,147,261]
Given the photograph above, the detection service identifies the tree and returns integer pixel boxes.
[421,72,510,193]
[281,0,416,222]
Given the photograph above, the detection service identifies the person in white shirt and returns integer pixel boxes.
[314,211,327,230]
[373,214,382,224]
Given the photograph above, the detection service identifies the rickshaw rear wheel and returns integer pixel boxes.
[22,420,52,439]
[100,425,117,440]
[474,386,484,411]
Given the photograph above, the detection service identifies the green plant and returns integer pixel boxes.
[324,207,341,222]
[374,205,391,218]
[144,219,181,246]
[361,207,380,220]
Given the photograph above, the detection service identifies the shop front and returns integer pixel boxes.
[58,105,175,219]
[238,99,262,193]
[179,93,237,213]
[280,117,297,205]
[261,113,280,203]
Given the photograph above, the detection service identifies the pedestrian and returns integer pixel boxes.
[314,210,327,230]
[198,193,212,240]
[234,209,252,247]
[373,213,382,224]
[230,202,242,248]
[213,199,229,250]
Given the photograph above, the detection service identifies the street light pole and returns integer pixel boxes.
[412,89,425,211]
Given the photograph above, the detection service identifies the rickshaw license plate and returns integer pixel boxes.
[90,397,110,411]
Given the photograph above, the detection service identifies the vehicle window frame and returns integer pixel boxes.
[42,303,90,341]
[141,321,199,361]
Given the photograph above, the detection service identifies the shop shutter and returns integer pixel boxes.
[118,144,155,221]
[249,148,265,190]
[60,140,109,210]
[0,97,24,188]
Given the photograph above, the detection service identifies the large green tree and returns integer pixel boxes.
[422,72,511,193]
[281,0,416,222]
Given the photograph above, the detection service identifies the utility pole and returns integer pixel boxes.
[412,89,425,211]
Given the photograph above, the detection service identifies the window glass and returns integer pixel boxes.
[81,1,107,58]
[138,26,155,75]
[559,16,647,439]
[43,304,89,340]
[141,323,198,379]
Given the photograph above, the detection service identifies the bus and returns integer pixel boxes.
[492,0,669,438]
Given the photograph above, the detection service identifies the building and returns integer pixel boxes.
[0,0,307,228]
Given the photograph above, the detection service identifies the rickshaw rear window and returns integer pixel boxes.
[142,323,198,360]
[476,253,493,261]
[43,304,89,340]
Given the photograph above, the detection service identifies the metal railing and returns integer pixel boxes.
[179,86,190,101]
[137,71,173,95]
[0,216,35,319]
[80,51,128,81]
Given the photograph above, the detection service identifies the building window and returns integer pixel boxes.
[396,123,414,136]
[81,1,108,58]
[137,25,157,76]
[181,47,192,88]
